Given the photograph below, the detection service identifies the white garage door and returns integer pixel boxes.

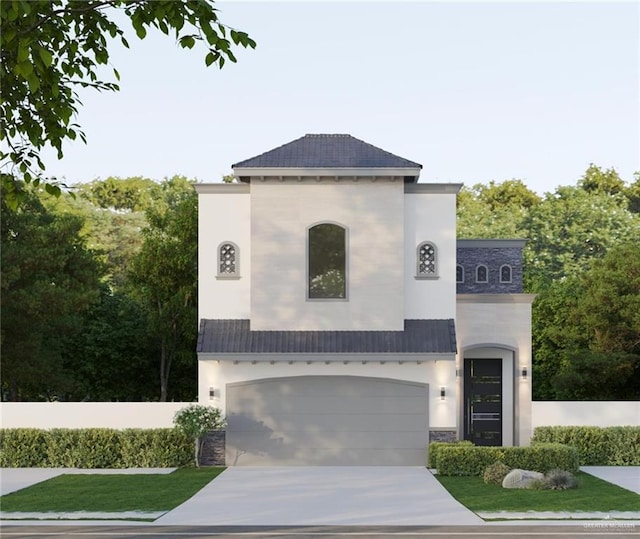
[226,375,429,465]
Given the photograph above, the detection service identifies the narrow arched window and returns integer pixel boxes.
[476,264,488,283]
[417,241,437,278]
[456,264,464,283]
[308,223,346,299]
[500,264,512,283]
[218,242,239,278]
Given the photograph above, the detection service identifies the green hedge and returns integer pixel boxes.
[427,440,473,468]
[532,426,640,466]
[436,443,579,476]
[0,429,193,468]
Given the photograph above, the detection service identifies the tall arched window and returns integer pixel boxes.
[500,264,512,283]
[476,264,488,283]
[417,241,438,278]
[218,242,239,278]
[308,223,346,299]
[456,264,464,283]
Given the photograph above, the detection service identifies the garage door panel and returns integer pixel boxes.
[226,375,429,466]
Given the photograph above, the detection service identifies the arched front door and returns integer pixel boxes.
[463,358,503,446]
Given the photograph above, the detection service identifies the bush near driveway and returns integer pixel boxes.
[0,428,192,468]
[435,443,579,476]
[427,440,473,468]
[532,426,640,465]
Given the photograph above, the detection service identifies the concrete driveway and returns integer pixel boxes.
[156,466,484,526]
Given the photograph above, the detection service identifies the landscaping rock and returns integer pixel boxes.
[502,468,544,489]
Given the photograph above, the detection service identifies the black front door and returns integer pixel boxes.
[464,358,502,446]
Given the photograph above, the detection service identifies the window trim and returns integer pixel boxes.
[306,221,349,301]
[475,264,489,283]
[216,241,241,280]
[456,264,465,284]
[415,241,439,280]
[499,264,513,283]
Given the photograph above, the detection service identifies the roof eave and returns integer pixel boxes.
[232,167,422,181]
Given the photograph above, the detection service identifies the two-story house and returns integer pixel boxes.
[195,134,534,465]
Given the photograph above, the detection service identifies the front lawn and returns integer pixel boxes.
[436,471,639,513]
[0,467,225,513]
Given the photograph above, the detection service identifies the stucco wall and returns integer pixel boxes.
[0,402,191,429]
[199,359,457,429]
[532,401,640,429]
[197,187,251,319]
[250,179,405,330]
[404,192,457,319]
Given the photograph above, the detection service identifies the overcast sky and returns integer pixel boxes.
[41,1,639,194]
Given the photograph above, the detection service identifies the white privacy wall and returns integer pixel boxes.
[0,402,191,429]
[532,401,640,429]
[250,179,405,331]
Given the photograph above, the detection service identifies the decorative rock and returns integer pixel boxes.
[502,468,544,489]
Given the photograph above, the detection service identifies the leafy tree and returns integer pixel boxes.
[1,0,256,208]
[1,182,103,400]
[578,163,625,195]
[624,172,640,214]
[76,176,161,212]
[173,404,225,466]
[522,186,640,290]
[129,176,198,401]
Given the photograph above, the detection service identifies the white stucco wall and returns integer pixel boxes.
[404,192,457,320]
[199,359,457,429]
[0,402,191,429]
[250,179,405,330]
[457,295,535,445]
[532,401,640,429]
[197,187,251,320]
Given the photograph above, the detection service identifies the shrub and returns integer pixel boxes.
[173,404,225,467]
[542,469,578,490]
[532,426,640,465]
[427,440,473,469]
[436,443,579,476]
[0,428,192,468]
[483,461,511,485]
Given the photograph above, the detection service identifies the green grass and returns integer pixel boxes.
[436,471,640,513]
[0,467,225,513]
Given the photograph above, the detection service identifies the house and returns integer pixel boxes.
[195,134,534,466]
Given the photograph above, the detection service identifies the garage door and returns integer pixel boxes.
[226,375,429,465]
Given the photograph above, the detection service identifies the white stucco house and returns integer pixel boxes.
[196,134,534,465]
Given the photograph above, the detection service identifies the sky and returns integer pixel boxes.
[40,1,639,194]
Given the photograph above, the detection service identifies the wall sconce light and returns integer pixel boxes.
[209,387,216,399]
[455,368,461,377]
[440,386,446,400]
[521,367,528,379]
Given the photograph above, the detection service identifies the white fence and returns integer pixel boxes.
[1,401,638,431]
[0,402,192,429]
[532,401,640,429]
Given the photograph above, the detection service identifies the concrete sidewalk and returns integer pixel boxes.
[156,466,485,526]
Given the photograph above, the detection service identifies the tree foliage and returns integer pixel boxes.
[0,0,256,208]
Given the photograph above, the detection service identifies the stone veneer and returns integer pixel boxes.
[198,430,226,466]
[429,429,457,443]
[456,240,525,294]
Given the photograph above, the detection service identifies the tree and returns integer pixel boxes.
[1,0,256,208]
[522,186,640,290]
[129,176,198,401]
[578,163,625,195]
[1,182,103,400]
[173,404,225,466]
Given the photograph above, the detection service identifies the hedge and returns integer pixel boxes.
[0,429,193,468]
[427,440,473,469]
[532,426,640,466]
[435,443,579,476]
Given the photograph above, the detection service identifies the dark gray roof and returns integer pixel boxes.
[232,134,422,170]
[197,319,456,354]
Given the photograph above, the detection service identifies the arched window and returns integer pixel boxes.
[218,242,239,278]
[456,264,464,283]
[417,241,438,278]
[500,264,512,283]
[475,264,488,283]
[308,223,346,299]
